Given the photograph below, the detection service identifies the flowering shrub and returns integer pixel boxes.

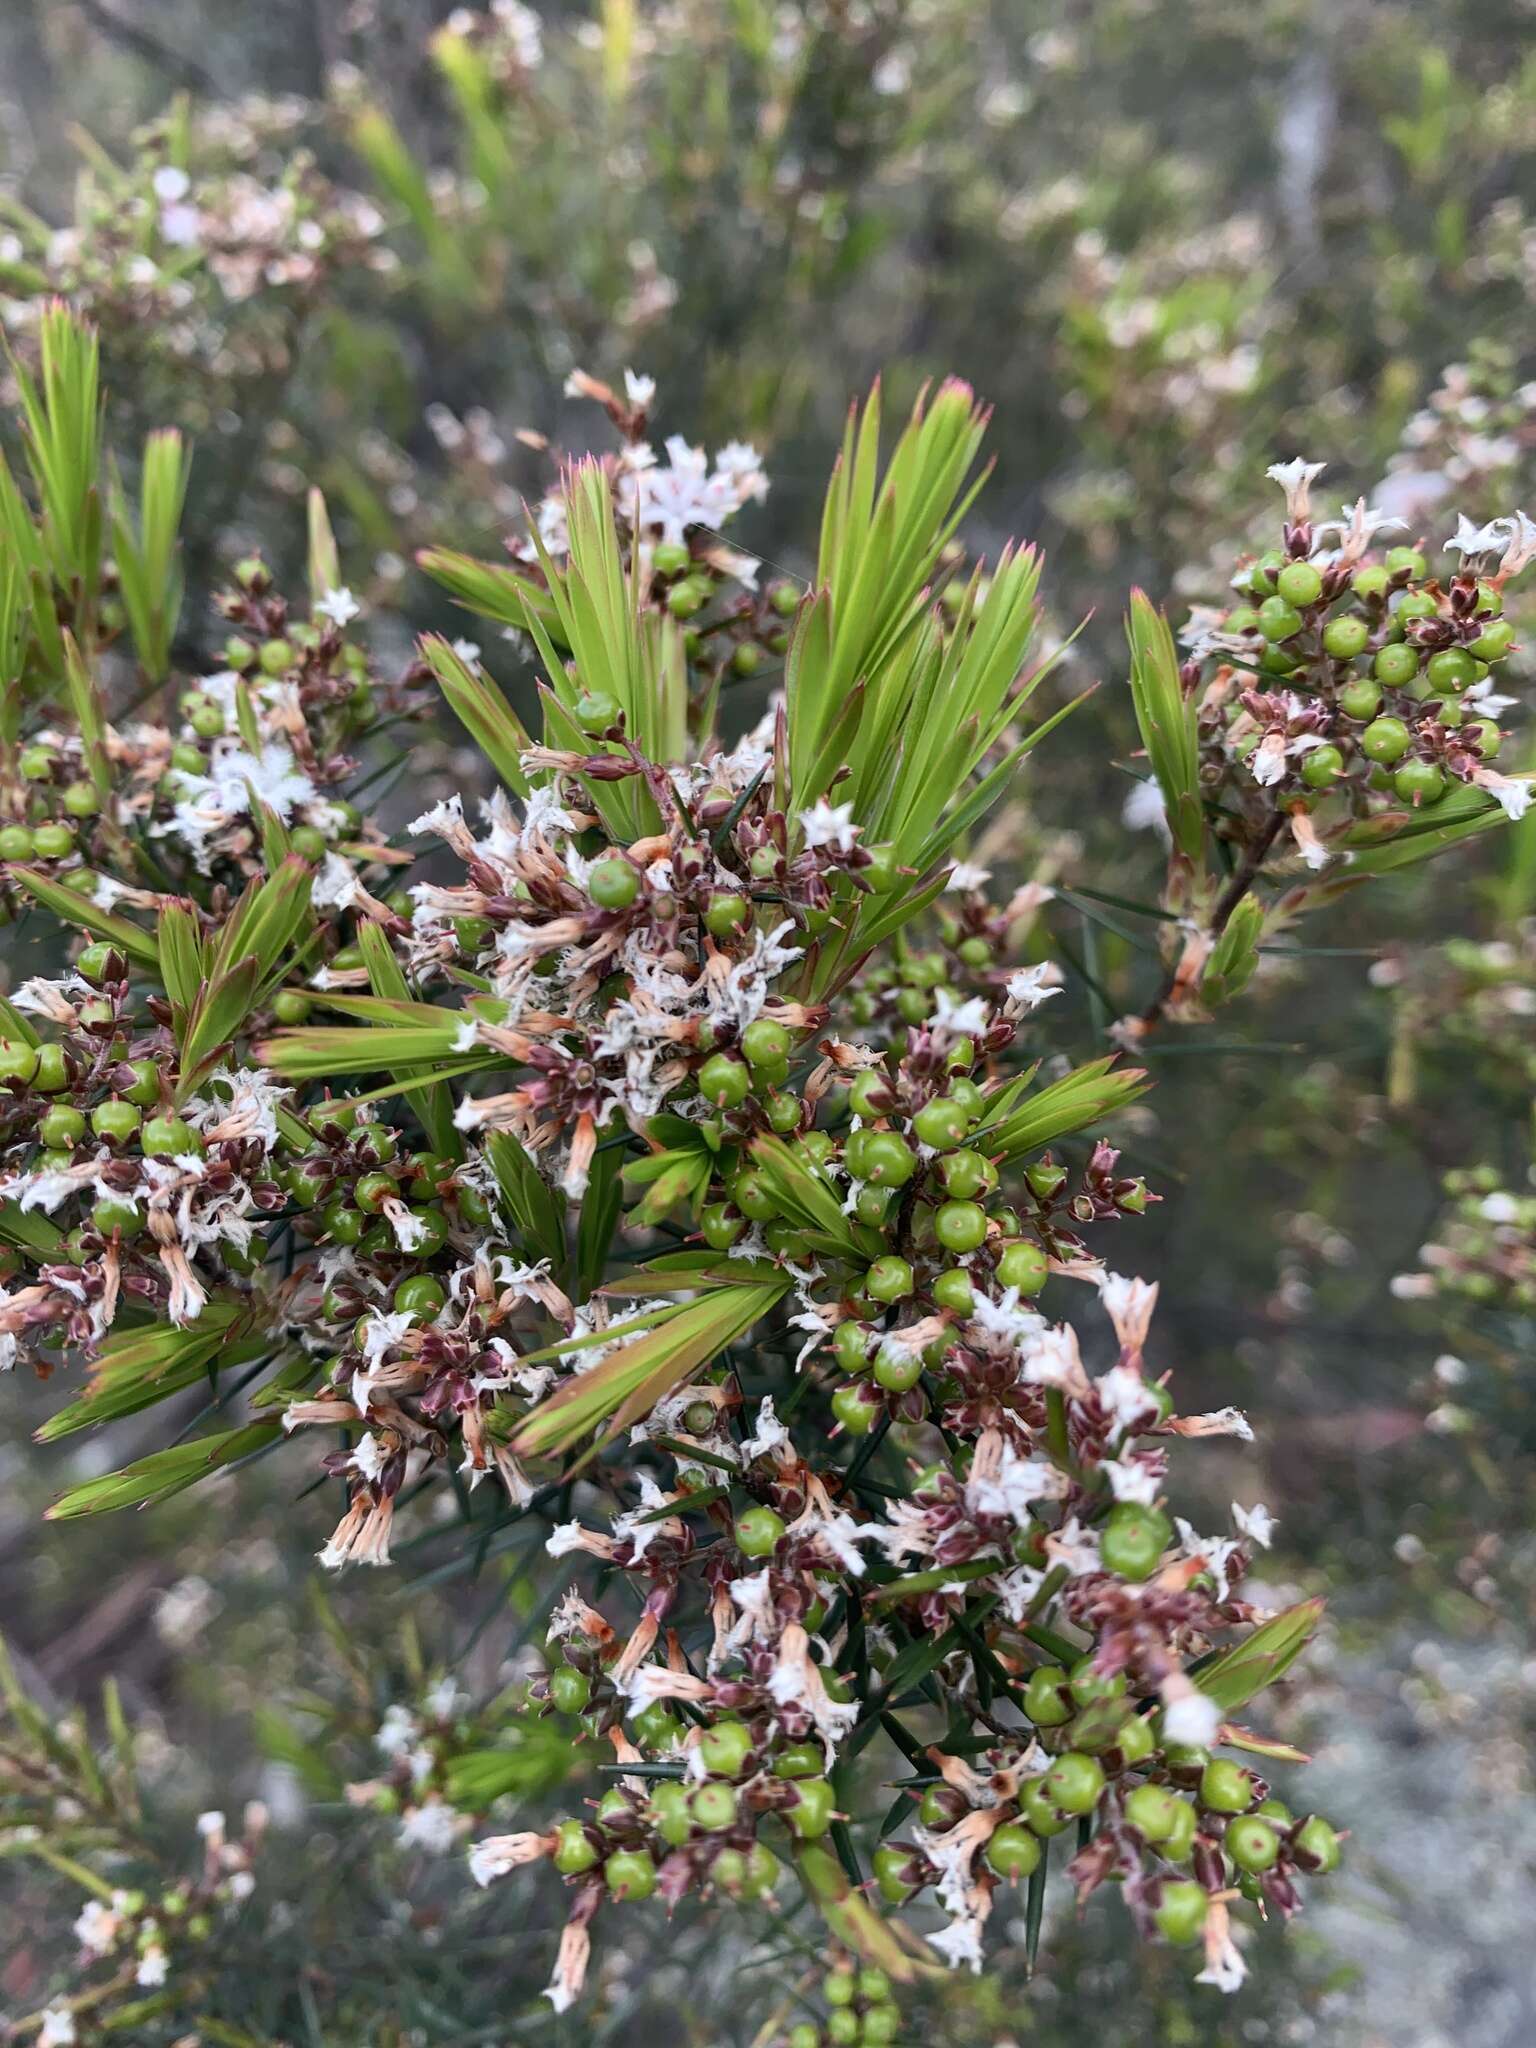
[2,305,1532,2037]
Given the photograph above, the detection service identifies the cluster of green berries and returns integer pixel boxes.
[1409,1166,1536,1311]
[1205,531,1518,815]
[781,1962,902,2047]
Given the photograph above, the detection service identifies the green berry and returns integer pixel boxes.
[0,824,35,860]
[847,1071,893,1119]
[1199,1759,1253,1814]
[589,858,640,910]
[741,1018,790,1069]
[932,1267,975,1316]
[873,1342,924,1393]
[1395,590,1437,622]
[321,1202,367,1246]
[1385,546,1427,578]
[861,844,901,892]
[1256,595,1303,642]
[986,1821,1042,1880]
[355,1171,398,1213]
[731,1170,778,1222]
[1160,1800,1198,1861]
[651,540,690,578]
[995,1240,1048,1293]
[698,1053,750,1109]
[1018,1778,1070,1837]
[1323,616,1370,660]
[872,1843,916,1902]
[1300,743,1345,789]
[832,1321,870,1373]
[1425,648,1477,694]
[1154,1879,1209,1945]
[90,1098,142,1144]
[1125,1783,1181,1841]
[271,989,311,1025]
[939,1148,995,1199]
[1393,759,1446,806]
[548,1666,592,1715]
[1275,561,1323,607]
[1099,1502,1171,1582]
[76,942,120,986]
[1465,716,1502,759]
[689,1782,739,1832]
[705,893,750,939]
[553,1818,598,1874]
[865,1256,914,1303]
[649,1783,692,1844]
[1360,716,1412,763]
[91,1196,143,1239]
[934,1199,987,1253]
[604,1848,656,1899]
[855,1130,917,1186]
[1225,1815,1280,1873]
[38,1105,86,1146]
[1373,642,1419,686]
[18,744,57,780]
[698,1719,755,1777]
[61,780,100,818]
[1471,619,1515,660]
[1292,1813,1342,1872]
[140,1114,202,1158]
[735,1506,785,1557]
[0,1035,43,1090]
[1023,1666,1072,1727]
[32,823,76,859]
[912,1097,969,1151]
[1045,1751,1105,1816]
[701,1203,744,1251]
[395,1274,447,1315]
[788,1777,836,1838]
[830,1382,880,1435]
[773,1742,823,1779]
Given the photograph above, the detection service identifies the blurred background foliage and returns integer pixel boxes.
[2,1,1535,2041]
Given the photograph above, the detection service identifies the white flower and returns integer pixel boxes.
[929,989,991,1042]
[451,637,481,663]
[1122,777,1169,838]
[739,1396,790,1462]
[623,369,656,408]
[196,1809,226,1840]
[946,861,993,892]
[1266,457,1326,521]
[468,1832,548,1886]
[1104,1458,1160,1505]
[72,1898,120,1955]
[966,1442,1063,1522]
[1005,964,1061,1011]
[1472,769,1533,822]
[1160,1686,1221,1746]
[409,794,467,841]
[929,1914,985,1971]
[798,798,859,853]
[398,1796,460,1854]
[40,2009,77,2045]
[152,165,190,202]
[1232,1501,1276,1547]
[1444,512,1511,558]
[375,1703,420,1757]
[315,586,362,626]
[136,1946,170,1988]
[1195,1902,1248,1993]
